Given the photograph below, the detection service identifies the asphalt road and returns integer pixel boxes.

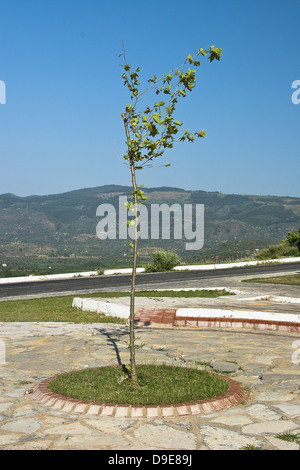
[0,261,299,299]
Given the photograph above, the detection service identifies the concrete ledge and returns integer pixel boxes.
[175,308,300,324]
[72,297,300,332]
[72,297,130,319]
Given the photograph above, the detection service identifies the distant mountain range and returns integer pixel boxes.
[1,185,299,276]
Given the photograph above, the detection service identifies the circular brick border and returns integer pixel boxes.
[29,367,249,418]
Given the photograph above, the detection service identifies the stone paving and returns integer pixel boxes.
[0,321,300,450]
[0,271,300,450]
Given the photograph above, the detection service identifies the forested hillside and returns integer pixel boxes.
[1,185,299,276]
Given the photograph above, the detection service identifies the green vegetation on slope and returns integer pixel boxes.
[255,227,300,260]
[1,185,299,277]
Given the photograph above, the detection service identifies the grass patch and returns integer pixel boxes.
[0,289,232,322]
[275,432,300,444]
[240,444,263,450]
[0,295,127,323]
[48,364,229,406]
[243,274,300,286]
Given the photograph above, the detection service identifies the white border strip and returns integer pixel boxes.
[72,297,300,324]
[0,257,299,284]
[72,297,130,319]
[176,308,300,324]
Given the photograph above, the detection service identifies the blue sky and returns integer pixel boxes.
[0,0,299,197]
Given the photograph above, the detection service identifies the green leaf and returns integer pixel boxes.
[148,75,157,83]
[147,123,159,137]
[125,201,133,210]
[163,84,172,93]
[152,113,162,124]
[209,46,223,62]
[195,129,207,138]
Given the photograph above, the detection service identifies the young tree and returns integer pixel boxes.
[120,44,222,385]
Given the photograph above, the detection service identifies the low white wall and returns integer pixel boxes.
[176,307,300,324]
[72,297,300,324]
[72,297,130,319]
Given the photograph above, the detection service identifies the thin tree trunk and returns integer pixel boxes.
[121,113,138,385]
[129,163,138,385]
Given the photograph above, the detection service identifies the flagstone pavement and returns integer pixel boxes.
[0,320,300,450]
[0,270,300,450]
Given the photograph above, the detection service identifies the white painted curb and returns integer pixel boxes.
[72,297,130,319]
[174,257,300,271]
[72,295,300,324]
[0,257,299,284]
[175,308,300,324]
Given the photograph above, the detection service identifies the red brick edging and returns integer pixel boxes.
[133,308,300,333]
[29,368,249,418]
[174,316,300,332]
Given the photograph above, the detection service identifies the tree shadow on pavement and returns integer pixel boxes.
[95,326,130,375]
